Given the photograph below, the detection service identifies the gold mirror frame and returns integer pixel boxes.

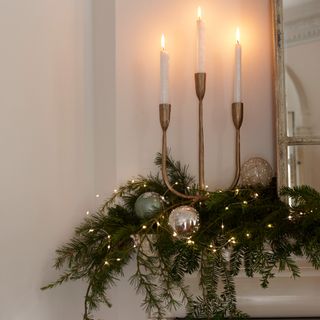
[271,0,320,191]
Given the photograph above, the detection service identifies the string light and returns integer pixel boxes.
[156,221,161,227]
[86,211,90,215]
[173,232,177,237]
[221,223,225,230]
[246,233,250,238]
[209,244,213,248]
[142,225,147,230]
[104,260,109,266]
[243,200,248,205]
[107,245,111,249]
[227,237,236,244]
[267,224,273,228]
[95,194,100,198]
[205,185,209,189]
[187,186,190,190]
[253,192,259,198]
[225,206,229,211]
[187,239,195,245]
[113,189,117,193]
[88,229,94,233]
[235,189,239,195]
[131,179,135,183]
[116,258,121,262]
[107,235,111,239]
[143,183,147,187]
[288,215,292,220]
[175,181,179,185]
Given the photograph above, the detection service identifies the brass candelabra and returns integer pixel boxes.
[159,73,243,200]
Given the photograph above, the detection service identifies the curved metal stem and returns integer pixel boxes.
[199,99,205,190]
[195,73,206,190]
[161,130,198,200]
[229,102,244,189]
[230,128,241,189]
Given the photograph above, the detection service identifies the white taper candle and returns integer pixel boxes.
[197,7,205,73]
[160,34,169,104]
[234,27,242,102]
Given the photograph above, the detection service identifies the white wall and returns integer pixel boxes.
[0,0,95,319]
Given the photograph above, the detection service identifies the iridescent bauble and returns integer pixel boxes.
[134,192,163,219]
[168,206,199,238]
[240,157,273,187]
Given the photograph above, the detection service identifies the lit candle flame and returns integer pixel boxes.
[236,27,240,44]
[197,6,202,20]
[161,34,166,51]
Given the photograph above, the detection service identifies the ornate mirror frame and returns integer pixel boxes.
[271,0,320,191]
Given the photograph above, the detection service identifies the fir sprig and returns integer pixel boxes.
[42,155,320,319]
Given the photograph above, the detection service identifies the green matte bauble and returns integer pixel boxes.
[168,206,199,238]
[134,192,163,219]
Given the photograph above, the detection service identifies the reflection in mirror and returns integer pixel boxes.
[288,145,320,189]
[283,0,320,138]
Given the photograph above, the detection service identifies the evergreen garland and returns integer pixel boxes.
[42,155,320,320]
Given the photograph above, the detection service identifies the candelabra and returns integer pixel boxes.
[159,73,244,200]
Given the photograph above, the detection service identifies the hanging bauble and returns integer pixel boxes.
[240,157,273,187]
[134,192,163,219]
[168,206,199,238]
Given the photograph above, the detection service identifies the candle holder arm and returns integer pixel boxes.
[229,102,243,189]
[160,104,202,201]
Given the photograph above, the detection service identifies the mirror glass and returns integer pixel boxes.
[287,145,320,189]
[283,0,320,138]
